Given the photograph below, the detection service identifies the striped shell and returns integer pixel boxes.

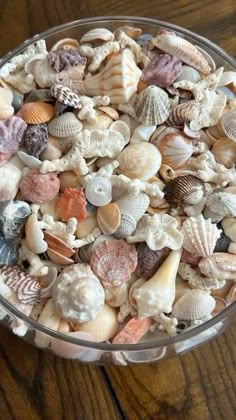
[113,211,137,239]
[115,192,150,222]
[17,102,54,124]
[154,130,193,169]
[80,28,114,43]
[48,112,83,137]
[0,265,40,304]
[206,191,236,217]
[221,109,236,141]
[164,175,205,208]
[90,239,137,287]
[172,289,216,320]
[50,85,81,108]
[211,137,236,168]
[97,203,121,235]
[168,100,201,127]
[135,85,170,125]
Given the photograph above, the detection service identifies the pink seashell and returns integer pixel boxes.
[0,116,27,153]
[112,317,152,344]
[90,239,137,287]
[136,243,170,279]
[141,52,182,88]
[0,264,40,304]
[20,168,60,204]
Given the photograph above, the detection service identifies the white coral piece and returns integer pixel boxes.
[19,239,49,277]
[79,41,120,72]
[77,95,110,124]
[178,262,225,290]
[151,313,178,336]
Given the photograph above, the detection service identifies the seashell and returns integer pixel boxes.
[40,135,62,161]
[0,234,19,265]
[50,38,80,52]
[0,87,14,120]
[164,175,205,208]
[82,110,113,130]
[3,69,37,94]
[73,303,118,342]
[109,120,130,145]
[48,112,83,137]
[174,276,191,303]
[48,48,86,72]
[221,217,236,242]
[117,142,162,181]
[40,195,59,220]
[212,297,227,315]
[76,215,98,239]
[97,203,121,235]
[80,28,114,44]
[181,215,221,257]
[168,100,201,127]
[128,278,146,308]
[0,200,31,240]
[50,85,81,108]
[104,283,128,307]
[172,289,215,320]
[130,124,156,144]
[59,170,80,191]
[199,252,236,279]
[211,280,235,300]
[155,130,193,169]
[85,176,112,206]
[175,65,201,83]
[51,263,105,322]
[135,85,170,125]
[211,137,236,168]
[190,90,227,131]
[98,106,119,120]
[151,33,211,75]
[0,116,27,154]
[55,64,86,94]
[136,243,170,279]
[91,234,113,251]
[115,192,150,222]
[17,151,41,169]
[22,123,48,158]
[79,243,93,263]
[47,248,74,266]
[220,109,236,141]
[25,214,48,254]
[113,210,137,239]
[133,249,182,317]
[17,102,54,124]
[25,88,54,103]
[112,316,151,344]
[214,230,231,253]
[0,164,22,202]
[0,264,40,305]
[159,163,175,183]
[226,283,236,303]
[180,249,202,266]
[141,52,182,89]
[20,168,60,204]
[55,187,87,222]
[83,49,142,104]
[206,191,236,217]
[39,266,58,298]
[34,299,60,348]
[43,231,75,257]
[90,239,137,287]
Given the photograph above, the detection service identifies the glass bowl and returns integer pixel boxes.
[0,16,235,365]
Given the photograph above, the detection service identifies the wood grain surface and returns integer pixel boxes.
[0,1,236,419]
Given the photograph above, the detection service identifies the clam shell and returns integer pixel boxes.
[136,243,170,280]
[43,231,75,257]
[117,142,162,181]
[130,124,156,144]
[0,164,22,202]
[90,239,137,287]
[97,203,121,235]
[164,175,205,208]
[85,176,112,206]
[104,283,128,307]
[221,109,236,141]
[48,112,83,137]
[0,87,14,120]
[98,106,119,120]
[135,85,170,125]
[206,191,236,217]
[113,210,137,239]
[17,102,54,124]
[211,137,236,168]
[172,289,216,320]
[159,163,175,183]
[25,214,48,254]
[181,215,221,257]
[76,215,98,239]
[156,130,193,169]
[47,248,74,265]
[115,192,150,222]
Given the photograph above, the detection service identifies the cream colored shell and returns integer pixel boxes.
[172,289,215,320]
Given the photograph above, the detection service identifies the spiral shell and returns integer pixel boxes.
[172,289,216,320]
[85,176,112,206]
[135,85,170,125]
[168,100,201,127]
[17,102,54,124]
[48,112,83,137]
[164,175,205,208]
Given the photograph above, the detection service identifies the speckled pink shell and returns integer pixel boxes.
[90,239,137,287]
[20,168,60,204]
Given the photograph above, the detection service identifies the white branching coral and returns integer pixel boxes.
[79,41,120,72]
[178,262,225,290]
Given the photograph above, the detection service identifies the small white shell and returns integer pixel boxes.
[172,289,216,320]
[85,176,112,206]
[105,283,128,307]
[109,120,131,145]
[175,65,201,83]
[115,192,150,222]
[130,124,156,144]
[0,164,22,202]
[113,210,137,239]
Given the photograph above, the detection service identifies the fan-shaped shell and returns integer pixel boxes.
[113,210,137,239]
[156,131,193,169]
[90,239,137,287]
[117,142,162,181]
[221,109,236,141]
[17,102,54,124]
[97,203,121,235]
[55,187,87,222]
[135,85,170,125]
[164,175,205,208]
[181,215,221,257]
[48,112,83,137]
[211,137,236,168]
[115,192,150,222]
[172,289,216,320]
[206,191,236,217]
[85,176,112,206]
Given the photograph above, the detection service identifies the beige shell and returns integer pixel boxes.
[105,282,128,307]
[109,120,130,145]
[174,276,191,303]
[47,248,74,266]
[115,192,150,222]
[172,289,216,320]
[168,100,201,127]
[25,214,48,254]
[40,136,62,161]
[117,142,162,181]
[181,215,221,257]
[83,49,142,104]
[211,137,236,168]
[80,28,114,44]
[43,231,75,258]
[206,191,236,217]
[0,87,14,120]
[97,202,121,235]
[50,38,80,51]
[199,252,236,280]
[73,304,118,342]
[0,164,22,202]
[34,299,60,348]
[40,195,59,220]
[48,112,83,138]
[128,278,146,309]
[83,110,113,130]
[135,85,170,125]
[130,124,156,144]
[59,170,80,191]
[98,106,119,120]
[222,217,236,242]
[221,109,236,142]
[113,210,137,239]
[159,164,175,183]
[76,215,98,239]
[155,130,193,169]
[133,249,182,317]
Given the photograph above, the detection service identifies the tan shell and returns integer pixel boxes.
[97,202,121,235]
[172,289,216,320]
[40,136,62,161]
[211,137,236,168]
[48,112,83,138]
[43,231,75,257]
[222,217,236,242]
[159,164,175,183]
[104,282,128,307]
[76,215,98,239]
[109,120,131,145]
[164,175,205,208]
[115,192,150,222]
[155,130,193,169]
[80,28,115,44]
[98,106,119,120]
[199,252,236,279]
[17,102,54,124]
[168,100,201,127]
[129,278,146,309]
[25,214,48,254]
[135,85,170,125]
[50,38,80,51]
[59,170,80,191]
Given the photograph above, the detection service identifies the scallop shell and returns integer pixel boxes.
[112,316,151,345]
[90,239,137,287]
[50,85,81,108]
[17,102,54,124]
[55,187,87,222]
[206,191,236,217]
[115,192,150,222]
[181,215,221,257]
[163,175,205,208]
[20,169,60,204]
[48,112,83,137]
[0,164,22,202]
[104,282,128,307]
[135,85,170,125]
[97,203,121,235]
[113,210,137,239]
[117,142,162,181]
[80,28,114,44]
[156,130,193,169]
[172,289,216,320]
[85,176,112,206]
[211,137,236,168]
[83,49,142,104]
[43,231,75,258]
[136,243,170,279]
[25,214,48,254]
[47,248,74,266]
[76,215,98,239]
[221,109,236,141]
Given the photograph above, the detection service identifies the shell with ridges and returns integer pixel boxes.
[172,289,215,320]
[115,192,150,222]
[80,28,114,44]
[155,130,193,169]
[17,102,54,124]
[97,203,121,235]
[199,252,236,280]
[48,112,83,137]
[50,85,81,108]
[168,100,201,127]
[43,231,75,257]
[221,109,236,141]
[109,120,130,145]
[206,191,236,217]
[211,137,236,168]
[164,175,205,208]
[85,176,112,206]
[135,85,170,125]
[113,210,137,239]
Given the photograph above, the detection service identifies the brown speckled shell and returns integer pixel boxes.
[163,175,205,208]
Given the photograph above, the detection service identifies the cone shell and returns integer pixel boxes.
[115,192,150,222]
[135,85,170,125]
[164,175,205,208]
[113,210,137,239]
[17,102,54,124]
[90,239,137,287]
[97,203,121,235]
[172,289,216,320]
[221,109,236,141]
[104,282,128,307]
[117,142,162,181]
[48,112,83,137]
[181,215,221,257]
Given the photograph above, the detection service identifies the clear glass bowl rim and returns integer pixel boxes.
[0,15,235,352]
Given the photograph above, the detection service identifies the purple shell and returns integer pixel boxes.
[23,123,48,158]
[141,52,182,88]
[0,116,27,153]
[47,48,87,73]
[136,243,170,279]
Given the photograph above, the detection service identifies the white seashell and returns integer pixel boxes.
[82,110,113,130]
[40,266,58,298]
[85,176,112,206]
[115,192,149,222]
[113,210,137,239]
[128,278,146,309]
[199,252,236,279]
[80,28,115,44]
[109,120,130,145]
[135,85,170,125]
[40,195,59,220]
[105,282,128,307]
[51,263,105,323]
[48,112,83,138]
[172,289,216,320]
[130,124,156,144]
[25,213,48,254]
[35,299,60,348]
[98,106,120,120]
[0,164,22,202]
[220,109,236,142]
[175,65,201,83]
[206,191,236,217]
[218,71,236,87]
[40,136,62,161]
[222,217,236,242]
[211,137,236,168]
[133,249,182,317]
[181,215,221,257]
[32,58,57,88]
[17,151,41,168]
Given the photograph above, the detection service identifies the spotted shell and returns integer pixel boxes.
[17,102,54,124]
[50,85,81,108]
[135,85,170,125]
[221,109,236,141]
[19,169,60,204]
[55,187,87,222]
[85,176,112,206]
[48,112,83,137]
[136,243,170,279]
[172,289,216,320]
[181,215,221,257]
[97,203,121,235]
[206,191,236,217]
[164,175,205,208]
[90,239,137,287]
[113,210,137,239]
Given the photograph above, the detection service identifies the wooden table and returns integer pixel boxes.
[0,1,236,419]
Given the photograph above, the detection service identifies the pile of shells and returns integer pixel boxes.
[0,24,235,353]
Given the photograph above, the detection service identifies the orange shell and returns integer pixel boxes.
[55,187,87,222]
[43,231,75,257]
[97,203,121,235]
[17,102,55,124]
[112,317,152,344]
[47,248,74,265]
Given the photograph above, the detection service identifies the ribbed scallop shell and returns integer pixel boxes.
[206,191,236,217]
[164,175,205,208]
[172,289,216,320]
[0,264,40,304]
[48,112,83,137]
[43,231,75,257]
[156,131,193,169]
[85,176,112,206]
[136,243,170,280]
[90,239,137,287]
[117,142,162,181]
[181,215,221,257]
[115,192,150,222]
[83,49,142,104]
[211,137,236,168]
[113,210,137,239]
[17,102,54,124]
[221,109,236,141]
[135,85,170,125]
[97,203,121,235]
